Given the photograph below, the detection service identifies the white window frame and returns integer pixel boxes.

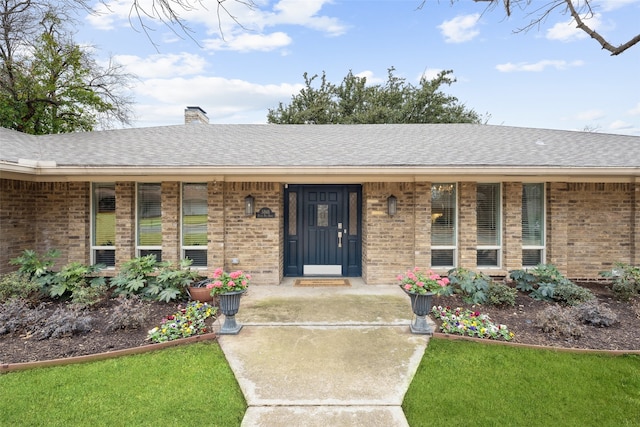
[136,183,162,260]
[476,183,502,268]
[431,183,458,269]
[181,183,208,269]
[90,182,116,268]
[522,183,546,267]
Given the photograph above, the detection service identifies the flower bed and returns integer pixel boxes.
[431,305,514,341]
[147,302,216,343]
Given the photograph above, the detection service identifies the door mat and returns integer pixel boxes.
[294,279,351,287]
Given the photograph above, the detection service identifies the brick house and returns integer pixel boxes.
[1,107,639,285]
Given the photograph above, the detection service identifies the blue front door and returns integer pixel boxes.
[284,185,361,276]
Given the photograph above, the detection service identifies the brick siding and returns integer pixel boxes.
[2,178,639,283]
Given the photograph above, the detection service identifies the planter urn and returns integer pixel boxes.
[401,287,435,335]
[218,290,246,335]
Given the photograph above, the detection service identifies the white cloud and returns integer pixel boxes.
[496,60,585,72]
[131,75,304,125]
[609,120,633,130]
[575,110,606,121]
[114,53,207,78]
[437,14,480,43]
[87,0,346,53]
[629,102,640,115]
[419,68,443,81]
[546,14,603,42]
[203,32,292,52]
[353,70,383,85]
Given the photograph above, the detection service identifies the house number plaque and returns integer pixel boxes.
[256,207,276,218]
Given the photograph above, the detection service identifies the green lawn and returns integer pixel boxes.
[2,338,638,426]
[0,342,246,427]
[403,338,640,427]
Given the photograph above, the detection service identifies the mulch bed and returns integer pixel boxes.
[1,283,639,366]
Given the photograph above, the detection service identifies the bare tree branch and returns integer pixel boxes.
[419,0,640,55]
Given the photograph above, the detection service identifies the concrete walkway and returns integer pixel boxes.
[215,278,432,427]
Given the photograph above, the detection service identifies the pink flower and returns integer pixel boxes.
[213,267,223,279]
[416,281,424,287]
[396,274,404,281]
[230,271,242,279]
[241,280,247,286]
[440,277,450,285]
[429,274,440,280]
[205,283,214,289]
[213,281,223,288]
[404,284,412,291]
[245,274,252,280]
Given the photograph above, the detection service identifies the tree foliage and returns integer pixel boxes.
[0,2,134,134]
[436,0,639,56]
[267,68,484,125]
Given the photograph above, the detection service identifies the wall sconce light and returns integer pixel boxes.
[245,195,255,216]
[387,195,397,217]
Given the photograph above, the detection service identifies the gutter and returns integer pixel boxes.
[1,162,639,183]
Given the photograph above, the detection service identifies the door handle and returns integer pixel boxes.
[338,231,343,248]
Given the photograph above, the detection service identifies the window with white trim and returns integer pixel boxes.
[522,183,545,267]
[431,183,457,268]
[91,183,115,267]
[137,183,162,261]
[182,183,208,267]
[477,183,501,267]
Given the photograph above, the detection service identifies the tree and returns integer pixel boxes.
[121,1,638,55]
[0,2,134,134]
[433,0,640,56]
[267,67,485,125]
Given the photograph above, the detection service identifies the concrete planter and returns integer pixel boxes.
[401,287,434,335]
[218,290,246,335]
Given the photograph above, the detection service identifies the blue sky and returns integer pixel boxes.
[78,0,640,135]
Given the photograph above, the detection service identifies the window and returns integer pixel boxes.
[182,183,208,267]
[431,183,457,267]
[92,183,115,267]
[137,183,162,261]
[477,183,501,267]
[522,183,545,267]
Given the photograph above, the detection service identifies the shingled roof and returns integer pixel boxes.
[1,124,639,182]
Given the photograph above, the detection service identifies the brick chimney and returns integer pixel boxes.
[184,106,209,124]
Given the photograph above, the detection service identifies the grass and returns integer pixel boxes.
[0,342,246,427]
[403,338,640,427]
[3,336,639,426]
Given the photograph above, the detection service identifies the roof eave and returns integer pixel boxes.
[1,164,638,183]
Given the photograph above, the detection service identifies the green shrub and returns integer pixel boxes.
[0,272,42,303]
[50,262,107,307]
[486,282,517,307]
[111,256,200,302]
[447,267,492,304]
[599,262,640,301]
[510,264,589,304]
[9,249,60,291]
[554,281,595,306]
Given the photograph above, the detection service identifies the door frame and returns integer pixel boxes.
[284,184,362,277]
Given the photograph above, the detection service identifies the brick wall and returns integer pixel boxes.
[2,177,639,282]
[563,182,635,277]
[362,182,415,284]
[458,182,477,270]
[161,182,180,264]
[67,182,90,266]
[0,179,36,273]
[223,182,282,285]
[115,182,135,266]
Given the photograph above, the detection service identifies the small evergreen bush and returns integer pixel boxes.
[486,282,517,307]
[0,272,42,303]
[600,263,640,301]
